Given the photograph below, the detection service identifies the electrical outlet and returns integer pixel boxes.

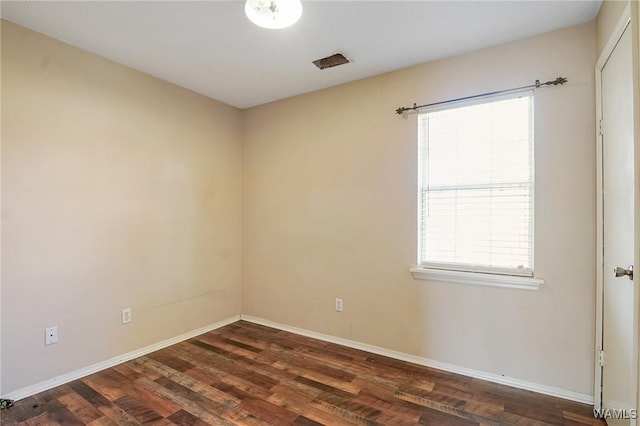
[45,326,58,345]
[122,308,132,324]
[335,298,343,312]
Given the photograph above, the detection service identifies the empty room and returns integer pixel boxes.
[1,0,639,424]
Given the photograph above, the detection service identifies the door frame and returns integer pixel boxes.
[594,2,638,418]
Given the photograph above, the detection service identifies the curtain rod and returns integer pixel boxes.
[395,76,567,115]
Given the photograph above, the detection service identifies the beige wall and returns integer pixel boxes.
[596,0,630,58]
[242,22,597,395]
[1,21,242,394]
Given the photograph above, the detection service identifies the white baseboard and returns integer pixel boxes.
[3,313,594,406]
[240,314,594,405]
[2,315,241,401]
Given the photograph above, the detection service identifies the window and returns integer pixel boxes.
[417,91,534,279]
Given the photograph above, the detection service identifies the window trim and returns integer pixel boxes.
[420,261,533,278]
[416,90,536,280]
[409,267,543,291]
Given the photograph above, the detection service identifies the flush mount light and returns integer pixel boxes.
[245,0,303,29]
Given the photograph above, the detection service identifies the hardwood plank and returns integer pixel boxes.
[69,380,111,408]
[58,391,104,423]
[84,361,182,418]
[293,415,325,426]
[309,398,384,425]
[33,400,83,426]
[418,407,479,426]
[81,373,127,402]
[402,384,468,410]
[125,379,183,417]
[0,396,43,424]
[112,363,145,381]
[32,385,73,405]
[315,391,383,420]
[190,339,242,360]
[86,416,119,426]
[221,405,276,426]
[266,391,360,426]
[147,419,178,426]
[23,411,62,426]
[505,399,564,424]
[182,366,219,386]
[97,403,142,426]
[214,372,275,401]
[154,376,236,416]
[129,357,240,409]
[219,334,270,351]
[273,361,361,395]
[269,383,319,404]
[173,341,296,389]
[236,398,300,424]
[198,335,260,358]
[563,411,610,425]
[167,408,213,426]
[294,376,356,398]
[135,377,236,425]
[354,391,422,424]
[113,394,164,423]
[223,337,264,353]
[146,350,196,372]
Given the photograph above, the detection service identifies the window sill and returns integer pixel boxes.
[409,268,543,291]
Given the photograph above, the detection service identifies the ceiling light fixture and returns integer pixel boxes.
[244,0,303,30]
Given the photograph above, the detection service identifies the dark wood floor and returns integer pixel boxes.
[1,320,603,425]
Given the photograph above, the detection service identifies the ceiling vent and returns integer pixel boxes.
[312,53,350,70]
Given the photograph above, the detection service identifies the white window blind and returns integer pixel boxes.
[418,91,534,277]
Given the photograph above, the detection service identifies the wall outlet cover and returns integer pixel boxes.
[122,308,132,324]
[45,326,58,345]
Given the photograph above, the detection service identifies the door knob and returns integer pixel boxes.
[614,265,634,280]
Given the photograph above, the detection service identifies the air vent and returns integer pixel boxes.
[312,53,350,70]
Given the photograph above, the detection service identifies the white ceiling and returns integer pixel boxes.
[1,1,602,109]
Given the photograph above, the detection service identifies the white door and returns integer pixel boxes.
[600,22,635,425]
